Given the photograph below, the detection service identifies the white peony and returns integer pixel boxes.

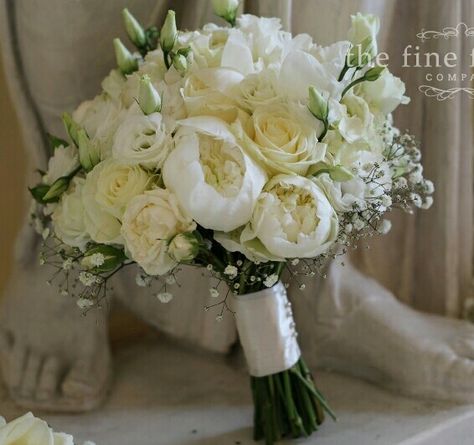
[81,162,122,245]
[0,412,74,445]
[112,110,172,170]
[360,69,410,114]
[234,103,326,176]
[52,177,90,249]
[163,116,266,232]
[94,159,152,218]
[348,13,380,55]
[228,175,338,260]
[43,145,79,185]
[121,188,195,275]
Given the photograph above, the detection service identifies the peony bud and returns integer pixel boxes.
[168,232,200,262]
[113,38,138,75]
[171,52,187,75]
[308,86,328,122]
[122,8,146,48]
[160,10,177,53]
[138,75,161,114]
[212,0,239,26]
[77,129,100,172]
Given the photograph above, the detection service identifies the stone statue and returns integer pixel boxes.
[2,0,474,414]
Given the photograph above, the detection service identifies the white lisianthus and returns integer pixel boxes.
[338,92,375,143]
[188,25,229,68]
[163,116,266,232]
[0,412,74,445]
[348,13,380,55]
[43,145,79,185]
[121,188,196,275]
[360,69,410,114]
[236,175,338,260]
[112,110,172,170]
[52,177,90,249]
[181,67,244,123]
[234,103,326,176]
[72,93,124,159]
[94,159,152,218]
[314,173,367,212]
[82,163,122,245]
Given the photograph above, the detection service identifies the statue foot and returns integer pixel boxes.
[0,264,111,412]
[291,260,474,403]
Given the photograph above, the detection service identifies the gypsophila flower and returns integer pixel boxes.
[298,284,306,290]
[89,253,105,267]
[77,298,94,310]
[157,292,173,303]
[353,218,365,231]
[410,193,422,207]
[206,264,214,271]
[421,196,433,210]
[209,288,219,298]
[165,275,176,285]
[236,260,243,266]
[79,271,100,287]
[291,259,300,266]
[224,265,238,279]
[60,289,68,296]
[234,283,240,289]
[42,228,50,240]
[377,219,392,234]
[423,179,435,194]
[135,273,152,287]
[263,273,278,288]
[62,258,73,270]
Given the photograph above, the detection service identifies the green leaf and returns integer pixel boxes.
[47,133,68,152]
[29,184,52,204]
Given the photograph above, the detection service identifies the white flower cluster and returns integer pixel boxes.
[31,9,432,303]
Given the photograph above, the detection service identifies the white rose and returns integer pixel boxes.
[237,69,281,113]
[93,159,151,218]
[112,111,172,170]
[360,69,410,114]
[121,188,196,275]
[52,177,90,249]
[348,13,380,55]
[43,145,79,185]
[234,103,326,176]
[82,163,122,244]
[0,412,74,445]
[163,116,266,232]
[225,175,338,260]
[181,67,245,123]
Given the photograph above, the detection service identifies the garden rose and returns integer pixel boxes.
[121,188,195,275]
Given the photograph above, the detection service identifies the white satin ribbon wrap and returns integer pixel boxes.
[232,281,301,377]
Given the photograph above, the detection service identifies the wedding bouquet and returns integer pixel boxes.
[29,2,433,444]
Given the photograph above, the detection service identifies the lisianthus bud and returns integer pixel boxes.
[138,75,161,114]
[171,53,187,75]
[77,129,101,172]
[168,232,200,262]
[364,65,385,81]
[62,112,81,147]
[113,38,138,75]
[160,10,177,53]
[308,86,328,122]
[212,0,239,26]
[348,36,375,67]
[42,177,69,201]
[122,8,146,48]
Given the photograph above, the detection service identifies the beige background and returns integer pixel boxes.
[0,50,26,296]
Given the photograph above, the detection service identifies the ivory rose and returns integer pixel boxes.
[121,188,195,275]
[0,412,74,445]
[52,177,90,249]
[94,159,152,218]
[234,103,326,176]
[163,116,266,232]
